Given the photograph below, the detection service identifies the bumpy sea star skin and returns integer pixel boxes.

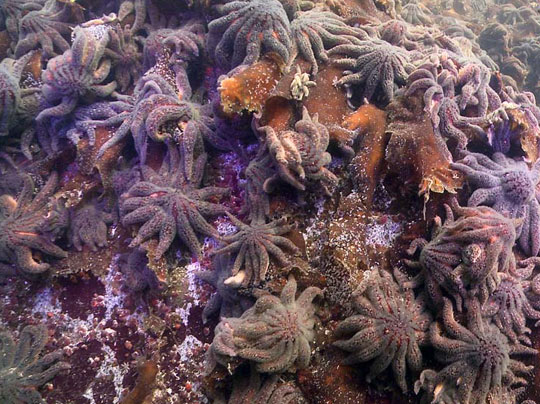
[483,267,540,346]
[259,107,337,192]
[329,39,411,102]
[451,151,540,257]
[68,201,114,252]
[415,298,535,404]
[37,25,117,123]
[0,0,45,43]
[195,254,253,323]
[120,147,229,260]
[14,0,74,58]
[212,213,300,288]
[403,201,519,310]
[334,268,432,393]
[455,63,501,117]
[0,173,67,276]
[290,10,367,76]
[207,275,322,373]
[207,0,292,68]
[0,52,37,137]
[104,24,143,92]
[0,324,70,404]
[400,0,431,25]
[222,364,306,403]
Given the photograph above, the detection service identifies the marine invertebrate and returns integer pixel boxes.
[497,4,527,26]
[329,39,411,102]
[451,151,540,256]
[0,52,37,137]
[483,266,540,345]
[212,213,299,287]
[290,9,367,75]
[334,268,432,393]
[15,0,75,58]
[207,0,292,68]
[403,201,519,309]
[68,201,114,252]
[119,248,160,292]
[195,254,253,322]
[414,298,535,404]
[0,324,70,403]
[207,275,321,373]
[120,147,229,259]
[290,66,316,101]
[0,173,67,276]
[105,23,143,92]
[37,25,117,123]
[0,0,45,42]
[455,63,501,117]
[259,107,337,192]
[400,0,431,25]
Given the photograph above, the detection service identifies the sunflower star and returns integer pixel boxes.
[259,107,337,192]
[37,25,117,123]
[68,200,114,252]
[403,201,519,310]
[400,0,432,25]
[451,151,540,256]
[207,0,292,68]
[329,38,411,102]
[120,146,228,260]
[334,268,432,392]
[206,275,321,373]
[414,298,535,404]
[455,63,501,117]
[0,172,67,276]
[290,9,367,76]
[0,324,70,403]
[0,0,45,43]
[212,213,300,288]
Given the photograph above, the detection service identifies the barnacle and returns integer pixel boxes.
[259,106,337,192]
[334,268,432,392]
[15,0,75,58]
[207,275,321,373]
[120,147,229,260]
[0,172,67,276]
[37,25,117,123]
[329,38,411,102]
[68,200,113,252]
[403,201,519,310]
[415,298,535,404]
[290,66,316,101]
[451,151,540,256]
[290,9,367,75]
[207,0,292,68]
[0,324,70,403]
[212,213,299,287]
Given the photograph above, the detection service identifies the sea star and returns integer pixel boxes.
[206,275,322,373]
[68,200,114,252]
[0,172,67,276]
[455,63,501,117]
[415,298,535,404]
[451,151,540,256]
[0,0,45,43]
[120,147,228,259]
[207,0,292,68]
[334,268,432,392]
[212,213,300,287]
[400,0,432,25]
[329,38,411,102]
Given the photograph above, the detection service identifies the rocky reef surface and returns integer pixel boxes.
[3,0,540,403]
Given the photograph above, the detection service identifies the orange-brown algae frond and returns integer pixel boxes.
[219,54,284,115]
[119,358,159,404]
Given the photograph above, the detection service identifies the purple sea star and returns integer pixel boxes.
[334,268,432,392]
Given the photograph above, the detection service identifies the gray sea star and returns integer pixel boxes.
[329,38,411,102]
[334,268,432,392]
[68,201,114,252]
[120,146,229,260]
[206,275,321,373]
[400,0,431,25]
[212,213,300,288]
[0,324,70,404]
[451,151,540,256]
